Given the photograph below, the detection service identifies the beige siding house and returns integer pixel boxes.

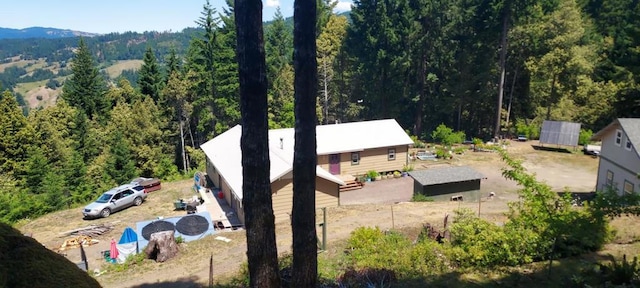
[592,118,640,194]
[201,119,413,224]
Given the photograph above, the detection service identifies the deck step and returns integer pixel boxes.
[339,180,364,192]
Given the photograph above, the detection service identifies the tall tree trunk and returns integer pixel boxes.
[505,69,518,135]
[494,5,511,139]
[546,73,557,120]
[292,0,318,286]
[413,52,427,137]
[234,1,281,287]
[180,119,187,172]
[322,58,329,124]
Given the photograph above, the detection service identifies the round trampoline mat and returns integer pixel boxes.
[141,220,175,240]
[175,215,210,236]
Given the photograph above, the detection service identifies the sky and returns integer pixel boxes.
[0,0,353,34]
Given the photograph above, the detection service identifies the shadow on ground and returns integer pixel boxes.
[130,275,203,288]
[531,145,575,154]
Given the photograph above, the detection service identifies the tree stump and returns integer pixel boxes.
[144,231,178,262]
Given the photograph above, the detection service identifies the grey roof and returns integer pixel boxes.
[593,118,640,158]
[408,166,485,186]
[539,120,581,147]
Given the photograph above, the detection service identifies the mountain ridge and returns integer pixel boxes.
[0,26,99,39]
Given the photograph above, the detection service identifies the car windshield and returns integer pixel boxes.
[95,193,113,203]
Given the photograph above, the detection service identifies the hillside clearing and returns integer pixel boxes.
[103,60,143,79]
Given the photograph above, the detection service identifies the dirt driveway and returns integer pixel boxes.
[340,177,414,205]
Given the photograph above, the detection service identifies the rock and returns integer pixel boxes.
[144,231,179,262]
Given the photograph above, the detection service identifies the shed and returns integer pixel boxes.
[539,120,581,147]
[408,166,485,200]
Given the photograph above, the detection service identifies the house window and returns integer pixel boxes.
[624,180,634,194]
[615,130,622,146]
[625,138,633,151]
[351,152,360,165]
[388,148,396,161]
[606,170,614,187]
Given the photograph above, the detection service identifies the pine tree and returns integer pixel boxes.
[164,49,181,83]
[292,0,319,285]
[62,38,108,121]
[138,47,163,102]
[265,8,295,128]
[235,0,281,285]
[0,90,34,175]
[105,130,137,185]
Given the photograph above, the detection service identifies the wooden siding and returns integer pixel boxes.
[271,177,339,223]
[596,127,640,194]
[318,145,409,176]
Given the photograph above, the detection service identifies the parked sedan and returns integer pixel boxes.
[82,183,148,219]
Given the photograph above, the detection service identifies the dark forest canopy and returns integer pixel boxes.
[0,0,639,223]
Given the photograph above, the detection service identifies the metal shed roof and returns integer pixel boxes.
[408,166,485,186]
[539,120,581,147]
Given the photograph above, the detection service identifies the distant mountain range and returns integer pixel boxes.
[0,27,98,39]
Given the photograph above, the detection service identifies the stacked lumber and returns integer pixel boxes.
[60,224,114,238]
[59,235,100,251]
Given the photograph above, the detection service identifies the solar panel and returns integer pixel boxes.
[539,120,581,146]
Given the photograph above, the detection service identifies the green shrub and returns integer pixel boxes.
[599,254,640,285]
[579,129,593,146]
[411,194,433,202]
[175,236,184,244]
[366,170,379,179]
[402,164,414,172]
[431,124,465,147]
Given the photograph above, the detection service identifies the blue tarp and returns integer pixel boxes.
[118,227,138,244]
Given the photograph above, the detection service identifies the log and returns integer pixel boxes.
[144,231,179,262]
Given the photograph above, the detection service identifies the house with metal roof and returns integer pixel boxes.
[200,119,414,224]
[408,166,485,201]
[591,118,640,194]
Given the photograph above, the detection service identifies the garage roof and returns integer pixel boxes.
[408,166,485,186]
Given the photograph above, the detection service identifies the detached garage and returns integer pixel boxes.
[409,166,485,201]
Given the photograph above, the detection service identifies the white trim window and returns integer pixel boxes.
[351,152,360,165]
[625,137,633,151]
[624,180,634,194]
[388,148,396,161]
[606,170,614,187]
[615,129,622,146]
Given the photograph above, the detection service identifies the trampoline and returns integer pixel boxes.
[141,220,175,240]
[175,214,210,236]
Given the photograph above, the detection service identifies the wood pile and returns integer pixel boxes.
[59,235,100,251]
[60,224,114,238]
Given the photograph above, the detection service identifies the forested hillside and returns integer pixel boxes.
[0,0,639,223]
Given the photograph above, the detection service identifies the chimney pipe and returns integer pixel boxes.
[280,137,283,149]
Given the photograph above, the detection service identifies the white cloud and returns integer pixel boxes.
[334,1,353,13]
[266,0,280,7]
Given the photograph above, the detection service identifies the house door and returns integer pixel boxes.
[329,154,340,175]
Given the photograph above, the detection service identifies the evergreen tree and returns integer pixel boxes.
[235,0,281,285]
[62,38,108,121]
[138,47,163,102]
[317,15,348,124]
[164,49,181,83]
[292,0,319,285]
[105,130,137,185]
[0,90,34,175]
[265,8,295,128]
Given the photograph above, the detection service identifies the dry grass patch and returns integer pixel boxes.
[103,60,143,78]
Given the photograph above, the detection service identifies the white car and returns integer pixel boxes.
[82,183,148,219]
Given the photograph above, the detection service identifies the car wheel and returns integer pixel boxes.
[134,197,143,206]
[100,208,111,218]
